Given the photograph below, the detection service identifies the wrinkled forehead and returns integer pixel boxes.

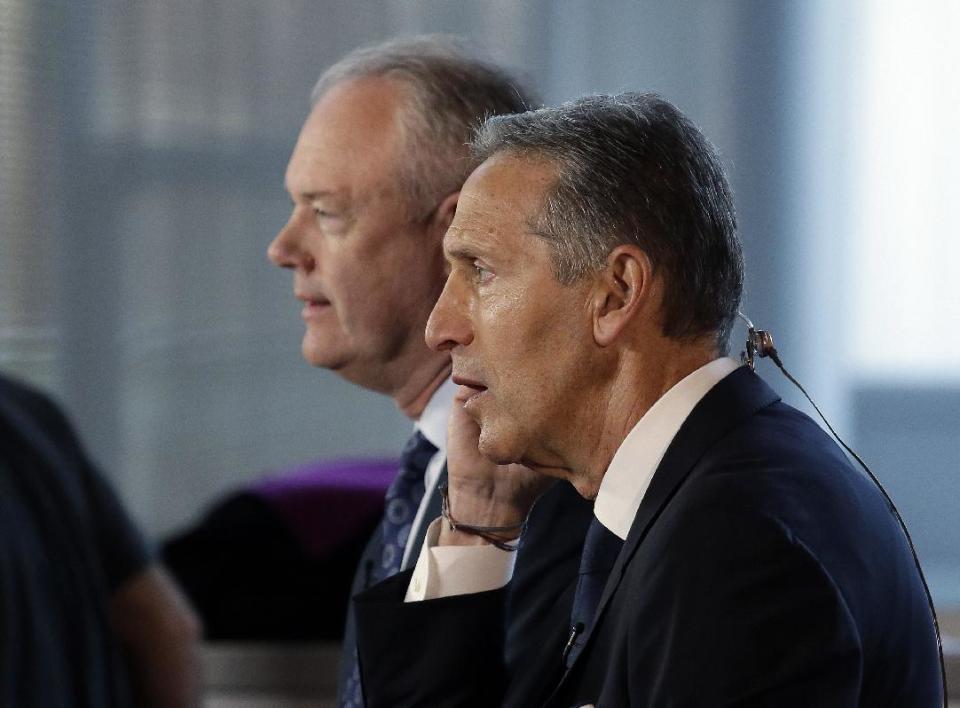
[455,153,558,225]
[444,152,559,253]
[285,77,410,198]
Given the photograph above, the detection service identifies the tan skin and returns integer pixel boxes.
[426,153,718,545]
[268,76,455,418]
[110,566,202,708]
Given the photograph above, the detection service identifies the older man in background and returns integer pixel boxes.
[267,36,593,706]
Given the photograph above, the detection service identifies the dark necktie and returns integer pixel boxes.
[378,430,437,579]
[341,430,438,708]
[565,516,624,668]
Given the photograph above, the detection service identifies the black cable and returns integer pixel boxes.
[765,346,948,708]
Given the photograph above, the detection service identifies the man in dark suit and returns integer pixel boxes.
[266,36,593,706]
[353,93,943,706]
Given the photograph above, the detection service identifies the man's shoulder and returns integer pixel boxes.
[0,374,80,457]
[0,373,57,421]
[642,371,859,535]
[696,390,856,487]
[666,397,918,593]
[685,405,863,516]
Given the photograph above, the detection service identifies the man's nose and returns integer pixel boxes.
[267,212,314,271]
[425,277,473,352]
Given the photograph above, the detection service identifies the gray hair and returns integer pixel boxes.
[312,35,535,219]
[472,92,743,351]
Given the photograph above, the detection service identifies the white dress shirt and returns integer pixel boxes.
[405,357,741,601]
[594,357,740,540]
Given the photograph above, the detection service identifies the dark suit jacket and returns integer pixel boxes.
[347,465,594,706]
[354,368,943,707]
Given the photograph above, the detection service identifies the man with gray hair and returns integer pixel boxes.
[267,36,593,706]
[353,93,943,706]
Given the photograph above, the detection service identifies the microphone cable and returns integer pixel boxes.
[738,312,947,707]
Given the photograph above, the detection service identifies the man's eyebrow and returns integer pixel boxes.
[303,190,340,201]
[287,189,341,203]
[444,242,477,262]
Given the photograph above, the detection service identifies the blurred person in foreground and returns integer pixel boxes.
[266,36,593,706]
[352,93,944,706]
[0,372,200,707]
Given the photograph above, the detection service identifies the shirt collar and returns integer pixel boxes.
[594,357,741,540]
[415,377,456,455]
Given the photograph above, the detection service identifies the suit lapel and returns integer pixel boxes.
[564,368,780,673]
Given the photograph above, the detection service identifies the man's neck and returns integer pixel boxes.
[572,342,718,498]
[395,359,452,420]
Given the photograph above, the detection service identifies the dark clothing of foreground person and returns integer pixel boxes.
[0,374,200,707]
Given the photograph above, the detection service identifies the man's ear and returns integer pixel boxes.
[428,191,460,239]
[592,245,653,347]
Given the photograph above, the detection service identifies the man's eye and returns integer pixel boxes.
[313,208,337,219]
[472,262,494,283]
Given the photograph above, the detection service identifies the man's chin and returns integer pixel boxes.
[301,338,344,371]
[476,425,522,467]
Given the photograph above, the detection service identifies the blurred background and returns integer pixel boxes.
[1,0,957,620]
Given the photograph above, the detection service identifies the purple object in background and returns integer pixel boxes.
[253,457,397,560]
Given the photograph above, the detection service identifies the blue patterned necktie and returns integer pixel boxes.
[341,429,438,708]
[378,429,437,579]
[565,516,624,668]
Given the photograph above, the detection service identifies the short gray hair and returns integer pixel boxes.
[473,92,743,350]
[312,35,535,219]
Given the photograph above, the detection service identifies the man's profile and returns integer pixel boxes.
[354,92,943,707]
[267,36,593,706]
